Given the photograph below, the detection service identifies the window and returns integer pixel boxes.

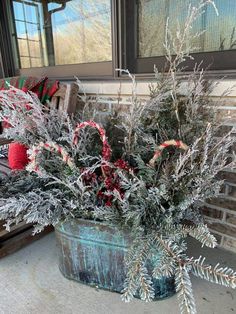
[10,0,113,78]
[122,0,236,74]
[13,0,44,68]
[138,0,236,57]
[2,0,236,78]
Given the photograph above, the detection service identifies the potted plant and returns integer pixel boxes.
[0,1,235,313]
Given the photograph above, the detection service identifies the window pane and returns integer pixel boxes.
[52,0,112,65]
[138,0,236,58]
[29,41,41,58]
[24,3,37,23]
[18,39,29,57]
[205,0,236,51]
[20,57,30,68]
[13,2,24,21]
[31,58,42,67]
[12,0,112,69]
[138,0,166,58]
[26,23,40,41]
[15,21,27,39]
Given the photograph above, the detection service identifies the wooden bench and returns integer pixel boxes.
[0,80,78,258]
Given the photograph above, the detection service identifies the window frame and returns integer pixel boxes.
[9,0,116,80]
[2,0,236,80]
[118,0,236,79]
[0,1,17,78]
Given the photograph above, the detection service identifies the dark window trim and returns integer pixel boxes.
[119,0,137,73]
[0,1,17,78]
[134,51,236,74]
[118,0,236,80]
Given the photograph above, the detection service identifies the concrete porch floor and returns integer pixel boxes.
[0,233,235,314]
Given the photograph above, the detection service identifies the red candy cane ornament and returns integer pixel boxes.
[73,120,112,162]
[27,121,111,177]
[28,141,75,175]
[149,139,189,168]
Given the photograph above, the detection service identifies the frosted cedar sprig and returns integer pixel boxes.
[149,139,189,167]
[27,141,75,175]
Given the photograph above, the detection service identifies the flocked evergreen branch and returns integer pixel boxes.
[116,68,147,155]
[138,264,155,302]
[175,264,197,314]
[152,252,177,279]
[184,224,217,248]
[0,188,76,233]
[191,256,236,289]
[121,237,154,303]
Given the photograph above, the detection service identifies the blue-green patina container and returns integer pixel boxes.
[55,219,175,300]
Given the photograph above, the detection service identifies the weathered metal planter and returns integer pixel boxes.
[55,219,175,300]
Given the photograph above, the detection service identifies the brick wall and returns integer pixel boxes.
[78,79,236,253]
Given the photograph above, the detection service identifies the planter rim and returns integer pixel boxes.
[55,218,117,229]
[55,218,131,242]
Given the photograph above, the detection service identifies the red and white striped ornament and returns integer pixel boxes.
[73,120,111,162]
[28,121,111,176]
[28,141,75,175]
[149,139,189,167]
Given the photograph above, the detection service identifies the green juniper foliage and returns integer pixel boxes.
[0,1,235,314]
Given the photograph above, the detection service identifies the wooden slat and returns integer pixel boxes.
[0,226,53,258]
[52,84,66,98]
[63,82,79,115]
[0,157,10,176]
[0,222,30,238]
[0,138,11,145]
[0,220,5,231]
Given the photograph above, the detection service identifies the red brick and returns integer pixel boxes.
[215,125,233,137]
[217,171,236,183]
[207,198,236,211]
[202,207,223,219]
[217,109,236,120]
[210,222,236,237]
[229,142,236,154]
[96,103,111,112]
[228,185,236,198]
[225,213,236,225]
[112,103,130,114]
[222,237,236,253]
